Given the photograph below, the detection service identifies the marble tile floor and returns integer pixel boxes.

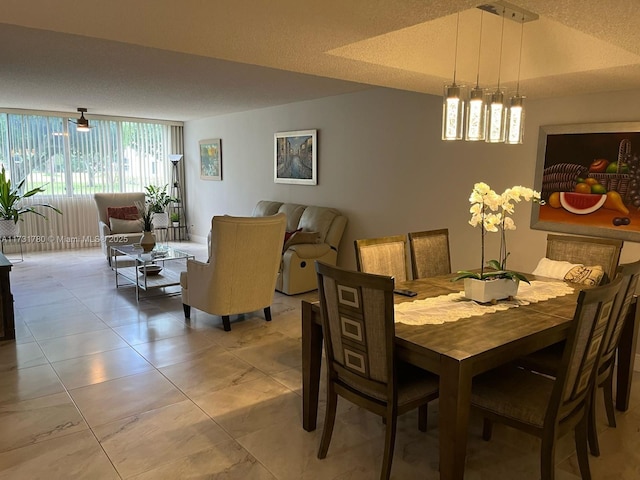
[1,244,640,479]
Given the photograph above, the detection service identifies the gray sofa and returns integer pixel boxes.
[252,200,348,295]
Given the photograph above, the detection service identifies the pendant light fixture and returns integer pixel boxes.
[75,108,91,132]
[465,11,487,141]
[485,7,507,143]
[505,13,526,144]
[442,13,466,141]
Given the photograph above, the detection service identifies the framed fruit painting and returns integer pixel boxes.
[531,122,640,241]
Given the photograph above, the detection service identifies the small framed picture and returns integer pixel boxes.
[274,129,317,185]
[199,138,222,181]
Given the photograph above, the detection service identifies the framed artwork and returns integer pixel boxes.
[531,122,640,241]
[274,129,317,185]
[199,138,222,181]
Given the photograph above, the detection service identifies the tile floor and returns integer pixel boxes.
[1,244,640,479]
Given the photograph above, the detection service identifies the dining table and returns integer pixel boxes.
[301,273,639,480]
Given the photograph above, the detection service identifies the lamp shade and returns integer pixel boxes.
[485,90,506,143]
[442,84,466,141]
[505,94,525,144]
[465,86,486,141]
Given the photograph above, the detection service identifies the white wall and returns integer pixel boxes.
[183,87,640,272]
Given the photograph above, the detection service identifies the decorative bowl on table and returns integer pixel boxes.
[138,265,162,276]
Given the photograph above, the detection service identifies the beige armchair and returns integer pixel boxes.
[93,192,145,263]
[181,213,286,331]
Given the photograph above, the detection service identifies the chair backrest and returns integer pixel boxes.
[355,235,408,283]
[547,275,622,431]
[408,229,451,279]
[207,213,286,314]
[546,234,623,283]
[315,261,396,402]
[597,259,640,377]
[93,192,145,225]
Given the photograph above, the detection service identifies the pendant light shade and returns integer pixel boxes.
[442,84,465,141]
[505,14,527,144]
[442,13,466,141]
[465,11,486,142]
[486,90,506,143]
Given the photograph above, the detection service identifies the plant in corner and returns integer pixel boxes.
[144,184,176,213]
[453,182,542,301]
[0,166,62,236]
[170,212,180,225]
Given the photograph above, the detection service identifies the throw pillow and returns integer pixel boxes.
[283,230,320,252]
[109,217,142,234]
[564,265,605,286]
[531,257,580,279]
[284,228,302,244]
[107,205,139,220]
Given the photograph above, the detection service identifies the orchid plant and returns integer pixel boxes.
[453,182,542,283]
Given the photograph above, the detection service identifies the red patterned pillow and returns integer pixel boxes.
[107,205,139,221]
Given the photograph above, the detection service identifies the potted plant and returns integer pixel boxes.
[136,201,156,252]
[144,184,176,229]
[170,212,180,227]
[453,182,542,303]
[0,166,62,238]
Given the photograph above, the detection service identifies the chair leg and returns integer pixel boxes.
[575,415,592,480]
[318,388,338,459]
[183,304,191,318]
[222,315,231,332]
[588,388,601,457]
[264,306,272,322]
[482,418,493,441]
[602,372,617,427]
[418,404,428,432]
[540,436,556,480]
[380,411,398,480]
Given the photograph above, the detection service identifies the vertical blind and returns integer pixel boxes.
[0,111,184,252]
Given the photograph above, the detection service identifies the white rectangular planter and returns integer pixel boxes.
[463,277,519,303]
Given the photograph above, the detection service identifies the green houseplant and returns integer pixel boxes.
[135,201,156,251]
[0,166,62,237]
[170,211,180,226]
[144,184,176,229]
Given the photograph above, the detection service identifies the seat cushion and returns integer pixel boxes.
[471,365,554,428]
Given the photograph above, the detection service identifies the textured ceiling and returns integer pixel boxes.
[0,0,639,122]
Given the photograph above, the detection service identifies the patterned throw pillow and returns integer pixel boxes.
[107,205,139,220]
[564,265,605,286]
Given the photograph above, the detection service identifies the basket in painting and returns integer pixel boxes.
[587,139,632,203]
[541,162,588,202]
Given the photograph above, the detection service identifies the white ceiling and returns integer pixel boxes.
[1,0,639,122]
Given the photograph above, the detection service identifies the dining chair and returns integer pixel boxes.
[315,261,439,480]
[518,258,640,457]
[545,234,623,283]
[470,275,623,480]
[354,235,408,282]
[407,228,451,279]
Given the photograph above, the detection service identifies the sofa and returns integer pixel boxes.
[252,200,348,295]
[94,192,145,263]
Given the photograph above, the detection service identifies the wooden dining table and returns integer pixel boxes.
[301,273,639,480]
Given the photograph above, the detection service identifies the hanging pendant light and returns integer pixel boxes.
[506,13,526,144]
[442,13,467,141]
[465,11,487,141]
[485,7,507,143]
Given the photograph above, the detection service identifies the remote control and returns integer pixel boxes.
[394,289,417,297]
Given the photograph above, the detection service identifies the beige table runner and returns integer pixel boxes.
[394,280,575,325]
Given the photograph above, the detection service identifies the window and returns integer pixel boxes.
[0,112,178,196]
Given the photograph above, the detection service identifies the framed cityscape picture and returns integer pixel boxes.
[199,138,222,181]
[531,122,640,241]
[274,129,317,185]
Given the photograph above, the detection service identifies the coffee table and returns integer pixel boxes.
[111,244,194,301]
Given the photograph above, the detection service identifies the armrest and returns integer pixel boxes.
[98,220,111,238]
[286,243,331,259]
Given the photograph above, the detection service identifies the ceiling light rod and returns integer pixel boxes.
[476,1,538,23]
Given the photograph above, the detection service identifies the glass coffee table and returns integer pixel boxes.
[111,244,195,301]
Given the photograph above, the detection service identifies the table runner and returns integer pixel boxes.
[394,280,575,325]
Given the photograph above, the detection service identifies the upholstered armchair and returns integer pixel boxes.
[93,192,145,263]
[181,213,286,331]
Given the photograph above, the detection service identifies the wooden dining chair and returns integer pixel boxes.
[408,228,451,279]
[315,261,439,480]
[518,259,640,456]
[354,235,408,282]
[470,275,623,480]
[545,234,623,283]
